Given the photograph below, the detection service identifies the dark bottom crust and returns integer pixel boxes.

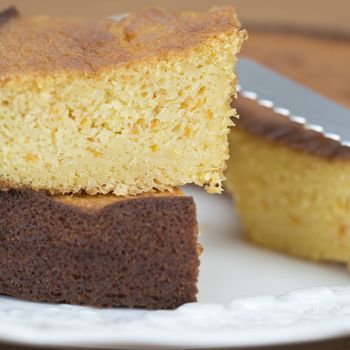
[0,189,199,309]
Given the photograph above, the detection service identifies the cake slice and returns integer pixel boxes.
[0,188,200,309]
[226,28,350,265]
[0,7,247,196]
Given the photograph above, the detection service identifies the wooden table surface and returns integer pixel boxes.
[0,0,349,349]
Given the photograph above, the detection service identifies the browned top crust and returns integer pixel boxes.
[236,98,350,161]
[236,28,350,160]
[0,7,240,76]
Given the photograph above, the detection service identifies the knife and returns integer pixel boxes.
[236,57,350,147]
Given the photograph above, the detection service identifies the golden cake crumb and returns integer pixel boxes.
[0,7,247,195]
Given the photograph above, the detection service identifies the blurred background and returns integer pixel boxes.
[0,0,349,33]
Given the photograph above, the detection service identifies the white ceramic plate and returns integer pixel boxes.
[1,186,350,349]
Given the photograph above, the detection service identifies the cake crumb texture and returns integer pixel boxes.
[227,126,350,264]
[0,7,247,195]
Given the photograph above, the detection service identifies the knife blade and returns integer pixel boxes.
[236,57,350,146]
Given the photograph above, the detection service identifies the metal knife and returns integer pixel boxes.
[236,58,350,146]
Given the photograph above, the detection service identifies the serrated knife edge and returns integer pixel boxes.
[236,58,350,147]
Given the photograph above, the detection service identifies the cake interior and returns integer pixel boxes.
[0,9,247,196]
[227,120,350,264]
